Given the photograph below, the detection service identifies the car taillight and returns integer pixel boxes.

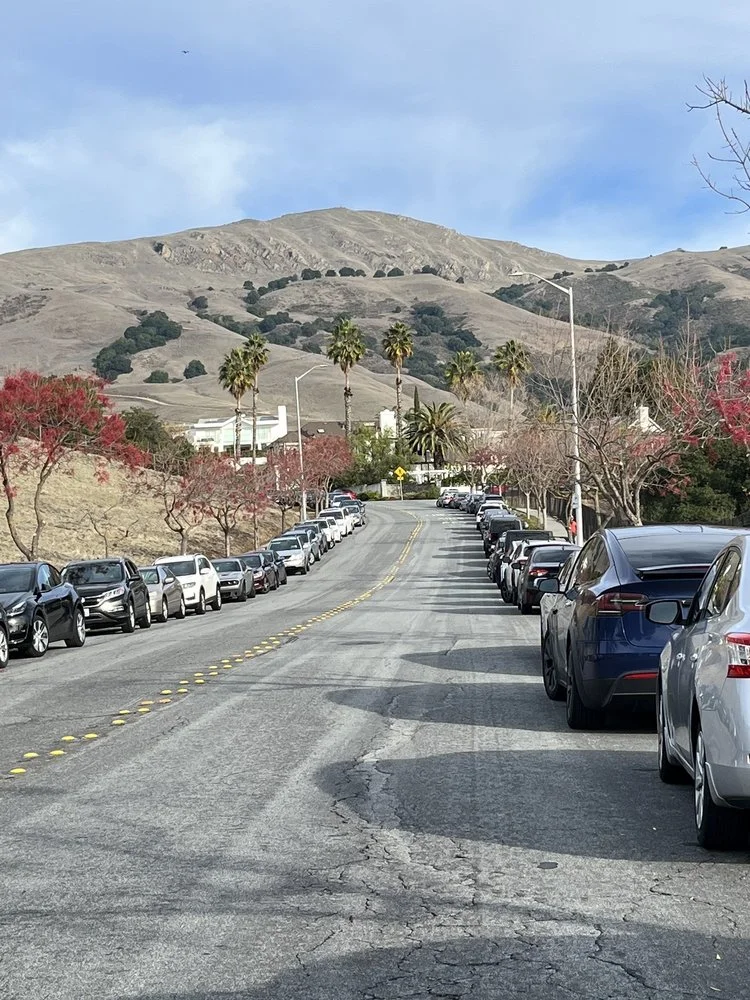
[528,567,549,578]
[726,634,750,677]
[595,591,647,615]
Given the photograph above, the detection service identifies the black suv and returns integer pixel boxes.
[62,558,152,633]
[0,562,86,658]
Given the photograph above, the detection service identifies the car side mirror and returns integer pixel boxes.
[646,600,684,626]
[200,567,211,576]
[537,577,560,594]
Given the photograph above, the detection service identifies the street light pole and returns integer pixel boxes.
[294,364,329,520]
[511,270,584,544]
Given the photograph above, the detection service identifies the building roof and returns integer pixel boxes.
[273,420,346,447]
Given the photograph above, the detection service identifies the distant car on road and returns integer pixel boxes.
[239,552,278,593]
[212,558,255,602]
[267,535,311,575]
[154,554,222,614]
[62,557,151,632]
[139,565,187,621]
[0,561,86,658]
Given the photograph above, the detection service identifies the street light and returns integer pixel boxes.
[295,364,329,519]
[510,269,583,543]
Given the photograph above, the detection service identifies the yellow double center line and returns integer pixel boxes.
[5,514,425,779]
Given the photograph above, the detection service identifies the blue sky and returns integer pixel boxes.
[2,0,750,258]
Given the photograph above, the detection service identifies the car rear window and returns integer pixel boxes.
[241,554,263,567]
[63,561,124,586]
[213,560,242,573]
[617,534,731,572]
[158,559,195,576]
[529,546,576,564]
[269,538,301,551]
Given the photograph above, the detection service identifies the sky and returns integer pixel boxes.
[3,0,750,259]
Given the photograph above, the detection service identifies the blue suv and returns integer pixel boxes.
[539,525,742,729]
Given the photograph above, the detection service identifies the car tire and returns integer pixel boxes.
[23,614,50,657]
[195,590,207,615]
[0,625,8,668]
[566,648,602,730]
[238,584,247,603]
[520,598,533,614]
[65,607,87,648]
[541,631,564,701]
[175,596,187,619]
[122,600,137,633]
[301,561,308,576]
[657,685,688,784]
[248,583,257,598]
[210,587,222,611]
[694,725,749,849]
[271,574,279,591]
[501,582,513,604]
[262,578,270,594]
[139,601,152,629]
[158,599,169,623]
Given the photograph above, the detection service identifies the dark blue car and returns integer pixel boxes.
[539,525,742,729]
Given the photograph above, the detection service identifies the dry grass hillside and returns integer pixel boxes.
[0,455,284,567]
[3,207,750,422]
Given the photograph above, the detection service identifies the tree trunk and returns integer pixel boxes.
[0,452,32,560]
[234,399,242,463]
[224,530,231,557]
[251,380,258,466]
[281,508,287,531]
[525,492,531,519]
[509,382,515,427]
[344,368,352,438]
[395,363,402,441]
[179,530,189,555]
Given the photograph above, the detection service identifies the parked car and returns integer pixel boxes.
[516,542,579,614]
[311,517,337,548]
[267,535,311,575]
[264,549,288,586]
[651,533,750,848]
[239,552,278,593]
[0,604,10,668]
[506,539,565,607]
[0,562,86,657]
[62,557,151,632]
[483,516,526,558]
[321,515,342,544]
[154,554,222,614]
[537,525,740,730]
[467,494,487,515]
[333,499,367,526]
[298,521,329,553]
[437,489,461,508]
[476,501,508,529]
[211,558,255,602]
[320,507,352,537]
[139,565,187,621]
[497,530,554,597]
[286,526,320,562]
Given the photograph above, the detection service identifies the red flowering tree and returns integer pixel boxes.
[191,455,263,557]
[303,436,354,511]
[0,371,143,559]
[266,450,303,530]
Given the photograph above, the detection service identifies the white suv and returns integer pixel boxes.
[320,507,352,536]
[154,554,222,614]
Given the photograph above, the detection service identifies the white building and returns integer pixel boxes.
[186,406,288,460]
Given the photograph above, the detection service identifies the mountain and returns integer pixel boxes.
[2,208,750,423]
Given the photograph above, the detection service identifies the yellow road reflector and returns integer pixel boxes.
[177,687,188,693]
[140,700,154,706]
[194,679,205,685]
[194,672,204,677]
[209,671,219,677]
[158,698,171,704]
[49,749,66,757]
[83,733,98,740]
[60,736,77,742]
[137,707,150,713]
[112,719,126,726]
[222,664,233,669]
[180,680,190,684]
[160,690,172,695]
[118,710,131,715]
[9,768,26,775]
[221,659,231,664]
[22,752,39,760]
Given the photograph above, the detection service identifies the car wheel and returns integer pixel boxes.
[248,582,257,598]
[0,625,9,668]
[281,573,288,586]
[24,615,50,657]
[238,584,247,603]
[657,685,688,784]
[65,607,87,648]
[122,601,137,633]
[195,590,207,615]
[301,561,309,576]
[158,598,169,623]
[139,600,152,629]
[541,631,564,701]
[262,578,270,594]
[501,582,513,604]
[175,596,187,619]
[694,725,748,849]
[271,574,279,591]
[565,648,602,730]
[210,587,222,611]
[520,597,533,614]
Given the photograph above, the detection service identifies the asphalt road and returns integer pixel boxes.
[2,502,750,1000]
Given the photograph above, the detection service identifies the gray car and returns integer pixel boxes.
[267,536,310,575]
[139,565,186,622]
[652,533,750,849]
[286,527,320,562]
[211,558,255,602]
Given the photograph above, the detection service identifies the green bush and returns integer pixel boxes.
[388,267,404,277]
[145,370,169,383]
[189,295,208,311]
[373,269,386,278]
[184,360,206,379]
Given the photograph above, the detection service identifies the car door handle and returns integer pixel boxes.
[690,653,699,663]
[551,609,558,615]
[675,653,685,662]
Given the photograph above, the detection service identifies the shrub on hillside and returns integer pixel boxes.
[145,370,169,383]
[184,360,207,379]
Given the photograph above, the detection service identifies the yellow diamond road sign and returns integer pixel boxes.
[394,466,407,480]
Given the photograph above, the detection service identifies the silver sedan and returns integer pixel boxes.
[653,532,750,849]
[138,566,186,622]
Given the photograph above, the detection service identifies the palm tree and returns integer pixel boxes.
[244,333,270,464]
[407,401,464,470]
[492,340,531,423]
[444,350,482,402]
[381,321,414,438]
[326,318,366,437]
[218,346,255,462]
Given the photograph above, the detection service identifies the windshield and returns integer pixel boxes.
[241,554,262,568]
[618,533,732,571]
[321,510,343,520]
[139,568,159,585]
[269,538,301,551]
[213,560,242,573]
[0,565,36,593]
[529,546,577,564]
[63,561,124,586]
[158,559,196,576]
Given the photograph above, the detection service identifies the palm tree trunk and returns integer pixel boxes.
[509,382,515,427]
[395,362,402,441]
[234,398,242,463]
[251,380,258,465]
[344,367,352,438]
